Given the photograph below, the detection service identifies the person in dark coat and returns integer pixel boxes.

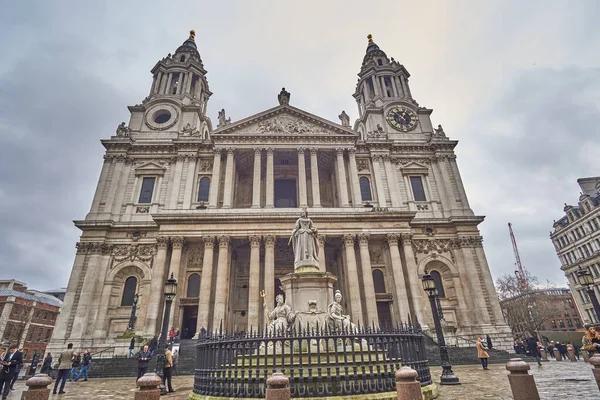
[41,353,53,374]
[129,337,136,358]
[136,345,152,382]
[486,335,493,350]
[0,346,22,400]
[526,337,542,366]
[148,336,158,357]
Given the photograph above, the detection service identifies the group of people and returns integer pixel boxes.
[135,341,179,394]
[51,344,93,395]
[0,346,23,400]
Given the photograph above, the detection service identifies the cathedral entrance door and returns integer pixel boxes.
[274,179,297,208]
[377,301,393,330]
[181,306,198,339]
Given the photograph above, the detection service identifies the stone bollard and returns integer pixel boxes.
[506,358,540,400]
[553,348,562,361]
[266,372,290,400]
[567,347,577,362]
[590,354,600,391]
[134,373,161,400]
[395,366,422,400]
[540,349,548,361]
[583,351,591,363]
[20,374,53,400]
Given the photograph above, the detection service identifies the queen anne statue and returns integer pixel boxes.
[290,208,319,271]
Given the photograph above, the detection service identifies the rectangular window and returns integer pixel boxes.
[383,76,393,97]
[575,318,582,328]
[567,319,573,327]
[410,176,427,201]
[558,319,565,328]
[138,177,156,204]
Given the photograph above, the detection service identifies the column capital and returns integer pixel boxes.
[264,234,276,247]
[157,237,169,250]
[382,154,391,162]
[213,148,223,156]
[254,147,262,155]
[335,147,346,156]
[400,233,413,243]
[218,235,230,248]
[386,233,401,246]
[226,148,235,156]
[317,234,326,245]
[266,147,275,155]
[203,235,215,248]
[310,147,319,156]
[297,147,305,155]
[171,236,185,249]
[348,148,356,156]
[358,232,370,246]
[343,233,356,247]
[372,154,383,162]
[249,235,262,247]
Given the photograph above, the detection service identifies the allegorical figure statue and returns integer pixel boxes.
[291,209,319,270]
[327,290,356,332]
[264,294,296,335]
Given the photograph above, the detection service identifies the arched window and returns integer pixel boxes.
[372,269,386,293]
[197,177,210,202]
[360,177,372,201]
[180,55,185,62]
[430,270,445,298]
[187,273,200,298]
[121,277,137,306]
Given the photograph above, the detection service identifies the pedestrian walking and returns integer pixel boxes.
[162,346,175,393]
[476,337,489,370]
[148,336,158,357]
[486,334,493,350]
[136,344,152,381]
[8,348,23,390]
[74,349,91,381]
[168,327,175,343]
[68,352,81,381]
[0,346,22,400]
[40,352,52,374]
[526,337,542,366]
[172,349,179,376]
[128,337,136,358]
[53,343,74,395]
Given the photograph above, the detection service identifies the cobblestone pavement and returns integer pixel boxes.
[6,360,600,399]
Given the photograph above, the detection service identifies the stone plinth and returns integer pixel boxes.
[266,372,290,400]
[506,358,540,400]
[395,366,422,400]
[21,374,53,400]
[280,271,337,316]
[135,373,161,400]
[590,354,600,391]
[553,348,562,361]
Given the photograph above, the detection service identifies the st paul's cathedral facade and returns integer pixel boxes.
[49,32,512,353]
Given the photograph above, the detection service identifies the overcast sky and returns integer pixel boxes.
[1,1,599,291]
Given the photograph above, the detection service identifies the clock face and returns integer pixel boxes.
[386,106,418,132]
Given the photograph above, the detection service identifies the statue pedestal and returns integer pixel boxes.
[294,259,320,274]
[280,271,337,316]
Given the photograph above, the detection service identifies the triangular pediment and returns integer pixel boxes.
[134,161,167,176]
[399,161,429,175]
[212,105,356,137]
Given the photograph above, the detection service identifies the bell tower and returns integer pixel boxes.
[353,34,434,140]
[124,30,213,137]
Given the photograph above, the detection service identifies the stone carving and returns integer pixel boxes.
[416,204,429,211]
[76,242,112,254]
[367,124,387,139]
[278,87,290,105]
[356,159,370,172]
[433,124,446,138]
[136,206,150,213]
[411,238,456,264]
[181,122,200,136]
[264,294,297,335]
[186,246,204,269]
[198,159,213,172]
[290,209,319,271]
[257,116,318,135]
[217,109,231,127]
[452,236,484,248]
[326,290,357,333]
[338,111,350,127]
[369,247,383,265]
[116,122,131,137]
[128,231,146,241]
[111,244,157,267]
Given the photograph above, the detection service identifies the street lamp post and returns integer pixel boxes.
[576,265,600,322]
[155,273,177,395]
[422,274,460,385]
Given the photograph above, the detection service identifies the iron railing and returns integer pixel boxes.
[193,322,431,398]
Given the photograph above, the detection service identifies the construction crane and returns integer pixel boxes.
[508,222,528,290]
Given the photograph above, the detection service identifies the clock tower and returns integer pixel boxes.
[353,35,435,141]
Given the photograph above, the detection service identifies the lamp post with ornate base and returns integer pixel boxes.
[155,273,177,395]
[422,274,460,385]
[577,266,600,322]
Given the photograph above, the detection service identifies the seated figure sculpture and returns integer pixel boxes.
[264,294,296,335]
[326,290,357,333]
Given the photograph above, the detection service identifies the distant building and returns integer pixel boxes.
[0,280,62,360]
[42,288,67,301]
[551,176,600,324]
[500,287,583,339]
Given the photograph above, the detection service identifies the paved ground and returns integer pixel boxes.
[6,359,599,399]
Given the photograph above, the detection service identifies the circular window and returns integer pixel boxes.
[154,111,171,124]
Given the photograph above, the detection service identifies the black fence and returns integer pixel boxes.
[194,322,431,398]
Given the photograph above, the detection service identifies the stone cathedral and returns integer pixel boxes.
[49,31,512,354]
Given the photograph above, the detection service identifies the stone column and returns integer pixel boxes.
[89,158,112,214]
[183,155,197,209]
[336,148,350,207]
[152,72,162,94]
[400,234,425,326]
[196,236,215,334]
[208,149,222,208]
[317,234,326,272]
[165,73,173,94]
[145,237,169,336]
[384,155,401,208]
[212,235,231,329]
[297,148,308,208]
[371,155,387,207]
[386,234,410,322]
[310,148,321,207]
[168,155,185,209]
[248,235,262,330]
[176,72,183,95]
[348,149,362,207]
[264,235,276,317]
[252,148,262,208]
[222,148,235,208]
[358,233,379,327]
[266,148,274,208]
[168,236,184,329]
[159,72,168,94]
[343,234,363,325]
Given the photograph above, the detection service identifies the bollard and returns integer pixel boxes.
[540,349,548,361]
[553,348,562,361]
[266,372,290,400]
[20,374,53,400]
[590,354,600,391]
[395,366,422,400]
[583,351,591,363]
[567,346,577,362]
[134,373,161,400]
[506,358,540,400]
